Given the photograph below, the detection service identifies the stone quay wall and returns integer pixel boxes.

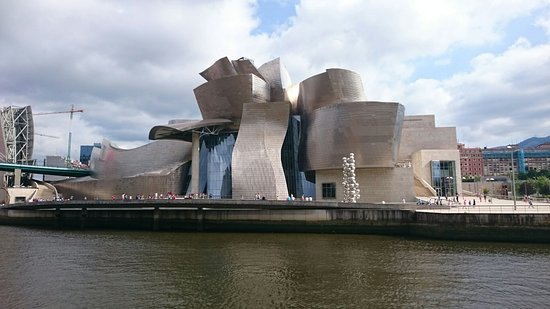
[1,200,549,243]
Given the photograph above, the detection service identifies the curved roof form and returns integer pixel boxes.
[199,56,265,82]
[149,118,233,142]
[231,57,265,81]
[194,74,270,121]
[298,68,366,115]
[258,57,292,102]
[199,57,238,81]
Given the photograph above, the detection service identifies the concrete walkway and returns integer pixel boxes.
[416,196,550,214]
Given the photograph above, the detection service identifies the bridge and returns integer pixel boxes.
[0,162,92,177]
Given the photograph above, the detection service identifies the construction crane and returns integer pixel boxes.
[33,105,84,162]
[35,133,60,139]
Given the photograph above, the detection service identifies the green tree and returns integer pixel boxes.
[535,176,550,196]
[518,169,550,180]
[519,179,537,196]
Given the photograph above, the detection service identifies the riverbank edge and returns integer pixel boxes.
[1,200,550,243]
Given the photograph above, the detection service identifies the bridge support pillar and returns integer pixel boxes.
[191,132,200,195]
[14,169,21,187]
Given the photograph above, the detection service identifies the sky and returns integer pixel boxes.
[1,0,550,162]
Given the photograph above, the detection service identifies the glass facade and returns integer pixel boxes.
[180,161,192,195]
[281,115,316,198]
[198,132,237,199]
[431,160,457,197]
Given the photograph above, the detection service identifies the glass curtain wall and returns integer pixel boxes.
[198,132,237,198]
[431,160,457,197]
[281,115,315,198]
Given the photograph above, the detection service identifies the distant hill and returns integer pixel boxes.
[517,136,550,149]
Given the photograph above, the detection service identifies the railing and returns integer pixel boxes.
[415,202,550,214]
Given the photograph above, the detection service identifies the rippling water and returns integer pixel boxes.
[1,226,549,308]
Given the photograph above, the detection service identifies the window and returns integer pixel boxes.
[431,160,457,197]
[322,183,336,199]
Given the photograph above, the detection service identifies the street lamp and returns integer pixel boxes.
[507,145,517,210]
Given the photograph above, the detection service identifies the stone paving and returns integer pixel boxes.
[415,196,550,214]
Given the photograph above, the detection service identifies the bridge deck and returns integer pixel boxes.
[0,162,92,177]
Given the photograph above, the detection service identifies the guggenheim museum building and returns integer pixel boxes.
[55,57,461,202]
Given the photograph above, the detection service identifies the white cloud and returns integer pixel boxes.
[270,0,550,78]
[1,0,549,160]
[0,0,268,158]
[441,39,550,146]
[536,10,550,36]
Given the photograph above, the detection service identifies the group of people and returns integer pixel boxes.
[113,192,178,200]
[286,194,313,201]
[249,193,314,201]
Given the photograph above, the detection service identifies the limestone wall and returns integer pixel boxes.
[315,167,415,203]
[398,115,457,161]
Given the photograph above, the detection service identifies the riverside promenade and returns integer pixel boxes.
[1,198,550,243]
[416,196,550,214]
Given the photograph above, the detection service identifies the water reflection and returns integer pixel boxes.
[0,226,549,308]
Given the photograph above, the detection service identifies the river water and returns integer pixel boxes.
[1,226,549,309]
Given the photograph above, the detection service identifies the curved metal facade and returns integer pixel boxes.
[193,74,270,122]
[52,56,459,204]
[231,58,265,80]
[90,139,192,179]
[298,69,366,115]
[258,57,292,102]
[199,57,238,81]
[232,102,290,200]
[301,101,404,170]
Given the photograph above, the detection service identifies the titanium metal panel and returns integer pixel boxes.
[258,57,292,102]
[284,83,300,114]
[149,118,233,142]
[298,69,366,115]
[231,58,265,81]
[301,101,404,171]
[199,57,238,81]
[194,74,270,121]
[232,102,290,200]
[90,139,192,179]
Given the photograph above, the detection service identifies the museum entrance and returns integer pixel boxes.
[431,160,457,197]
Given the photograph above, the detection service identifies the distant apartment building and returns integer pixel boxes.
[524,144,550,172]
[457,143,484,177]
[482,146,550,176]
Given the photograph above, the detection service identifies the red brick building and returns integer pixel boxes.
[457,143,484,177]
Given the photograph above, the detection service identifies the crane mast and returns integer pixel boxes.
[33,105,84,163]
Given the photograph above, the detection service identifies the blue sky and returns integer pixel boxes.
[254,0,298,34]
[0,0,549,160]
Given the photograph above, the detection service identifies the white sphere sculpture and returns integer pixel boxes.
[342,152,360,203]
